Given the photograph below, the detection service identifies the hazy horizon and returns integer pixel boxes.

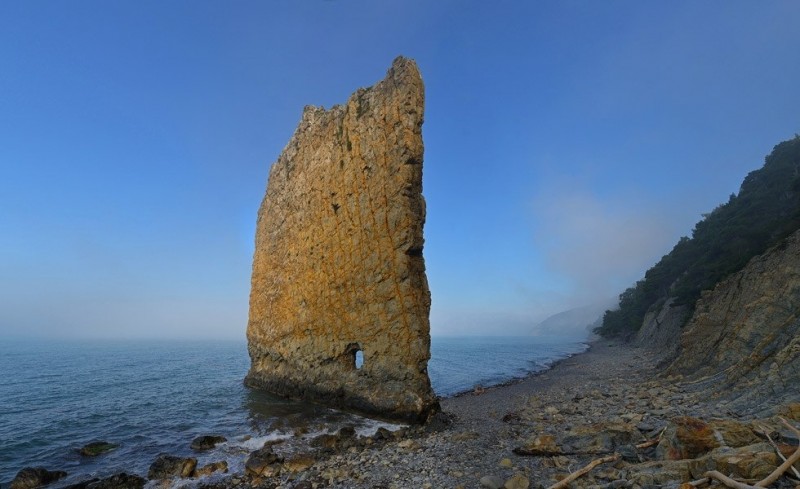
[3,1,800,340]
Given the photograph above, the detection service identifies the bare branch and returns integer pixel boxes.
[546,454,619,489]
[704,471,759,489]
[758,424,800,479]
[755,418,800,487]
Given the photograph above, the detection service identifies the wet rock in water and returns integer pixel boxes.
[504,474,530,489]
[147,453,197,479]
[62,478,100,489]
[480,475,505,489]
[656,417,719,460]
[10,467,68,489]
[79,441,119,457]
[85,473,146,489]
[190,435,227,451]
[373,427,393,440]
[310,433,341,450]
[245,446,284,477]
[194,461,228,477]
[338,426,356,439]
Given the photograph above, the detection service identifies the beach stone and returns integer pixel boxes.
[85,473,145,489]
[397,439,420,450]
[499,458,513,468]
[561,422,641,453]
[451,431,480,442]
[513,434,562,456]
[245,446,284,477]
[618,444,641,463]
[779,402,800,421]
[688,443,778,480]
[147,453,197,479]
[10,468,68,489]
[79,441,118,457]
[709,419,760,447]
[636,421,656,432]
[283,454,315,473]
[480,475,505,489]
[504,474,530,489]
[190,435,227,451]
[194,461,228,477]
[626,460,691,486]
[244,56,439,423]
[656,417,719,460]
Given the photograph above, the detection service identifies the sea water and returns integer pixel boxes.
[0,335,587,486]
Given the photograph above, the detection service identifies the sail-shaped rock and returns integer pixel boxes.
[245,57,439,422]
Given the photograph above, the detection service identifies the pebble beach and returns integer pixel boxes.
[194,338,798,489]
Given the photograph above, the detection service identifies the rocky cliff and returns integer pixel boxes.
[634,298,688,362]
[665,229,800,415]
[245,57,439,423]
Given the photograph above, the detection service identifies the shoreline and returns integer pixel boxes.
[443,339,592,400]
[228,336,796,489]
[9,338,798,489]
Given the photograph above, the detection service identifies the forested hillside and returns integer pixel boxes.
[598,135,800,338]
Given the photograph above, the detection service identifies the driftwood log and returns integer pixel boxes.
[546,454,619,489]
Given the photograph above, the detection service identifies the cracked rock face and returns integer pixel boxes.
[667,228,800,415]
[245,57,439,423]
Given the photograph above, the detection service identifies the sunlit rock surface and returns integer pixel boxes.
[245,57,439,423]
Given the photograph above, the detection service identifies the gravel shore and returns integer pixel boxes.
[35,338,793,489]
[250,338,797,489]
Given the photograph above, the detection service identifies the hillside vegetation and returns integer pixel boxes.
[598,134,800,338]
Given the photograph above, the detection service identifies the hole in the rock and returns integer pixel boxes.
[345,342,364,370]
[355,350,364,370]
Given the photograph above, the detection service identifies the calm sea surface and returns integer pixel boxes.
[0,335,587,486]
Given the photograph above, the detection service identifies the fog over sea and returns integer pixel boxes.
[0,335,588,487]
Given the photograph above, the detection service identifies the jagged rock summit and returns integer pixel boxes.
[245,57,439,422]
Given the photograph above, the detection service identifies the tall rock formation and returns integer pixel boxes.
[666,229,800,415]
[245,57,439,422]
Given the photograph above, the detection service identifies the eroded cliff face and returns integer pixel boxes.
[634,298,688,363]
[666,229,800,415]
[245,57,439,423]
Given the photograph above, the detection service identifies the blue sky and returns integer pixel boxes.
[2,1,799,339]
